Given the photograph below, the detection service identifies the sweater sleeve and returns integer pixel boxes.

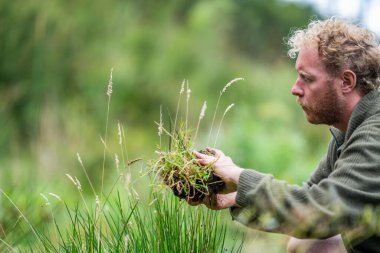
[230,117,380,240]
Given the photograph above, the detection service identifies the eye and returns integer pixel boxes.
[304,77,311,83]
[300,73,312,83]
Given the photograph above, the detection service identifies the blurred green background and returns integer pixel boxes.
[0,0,334,251]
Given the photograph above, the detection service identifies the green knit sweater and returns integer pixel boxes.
[231,90,380,253]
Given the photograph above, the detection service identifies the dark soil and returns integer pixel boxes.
[171,172,225,201]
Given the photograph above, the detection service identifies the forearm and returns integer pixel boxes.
[230,170,361,239]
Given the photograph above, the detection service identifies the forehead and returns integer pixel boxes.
[295,47,326,73]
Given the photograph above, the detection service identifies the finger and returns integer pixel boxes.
[193,150,207,159]
[197,159,209,166]
[206,147,224,157]
[193,152,208,166]
[202,194,219,210]
[201,195,213,209]
[187,197,201,206]
[193,151,217,165]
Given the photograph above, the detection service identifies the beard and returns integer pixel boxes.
[300,82,344,126]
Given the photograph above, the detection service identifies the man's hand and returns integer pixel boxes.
[194,147,243,193]
[187,192,239,210]
[203,192,239,210]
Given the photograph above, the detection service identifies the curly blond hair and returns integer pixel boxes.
[287,17,380,95]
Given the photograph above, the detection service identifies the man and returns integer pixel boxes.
[193,18,380,253]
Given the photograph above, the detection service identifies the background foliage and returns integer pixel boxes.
[0,0,331,251]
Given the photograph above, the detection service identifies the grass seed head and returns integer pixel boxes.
[107,68,113,97]
[48,193,61,201]
[200,101,207,120]
[221,77,244,94]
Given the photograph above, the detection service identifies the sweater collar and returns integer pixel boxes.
[329,90,380,146]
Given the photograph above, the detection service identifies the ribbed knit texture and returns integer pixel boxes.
[231,90,380,253]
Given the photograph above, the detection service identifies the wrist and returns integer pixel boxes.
[226,167,243,192]
[226,192,239,208]
[230,167,244,185]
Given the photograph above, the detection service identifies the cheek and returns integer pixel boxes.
[308,84,325,98]
[302,87,323,108]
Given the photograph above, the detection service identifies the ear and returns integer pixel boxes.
[340,70,357,94]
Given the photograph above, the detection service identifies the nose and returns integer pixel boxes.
[291,79,304,97]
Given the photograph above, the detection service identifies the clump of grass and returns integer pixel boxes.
[149,78,243,201]
[151,124,221,201]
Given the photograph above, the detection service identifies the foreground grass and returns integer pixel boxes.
[1,72,306,252]
[1,186,245,252]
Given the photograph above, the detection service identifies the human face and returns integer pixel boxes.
[291,47,344,126]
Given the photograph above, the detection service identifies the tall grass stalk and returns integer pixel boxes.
[117,121,128,178]
[99,68,114,251]
[65,174,92,217]
[40,193,60,244]
[214,103,235,147]
[158,105,163,147]
[193,101,207,144]
[207,78,244,146]
[101,68,114,202]
[77,152,97,197]
[0,189,42,246]
[185,80,191,141]
[0,237,15,252]
[118,120,137,187]
[173,79,185,142]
